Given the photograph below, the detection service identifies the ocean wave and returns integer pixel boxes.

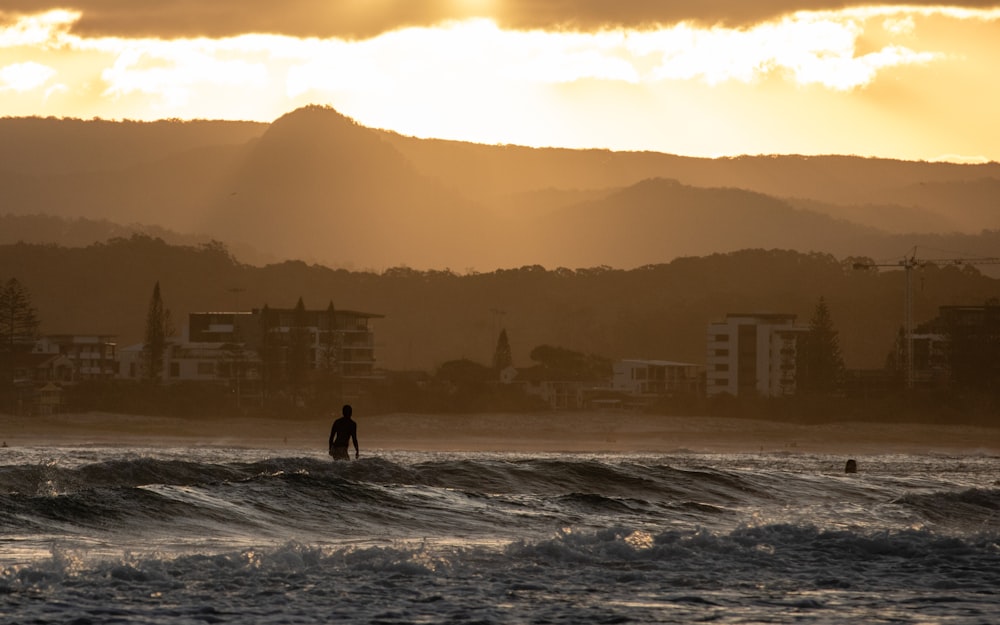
[3,449,998,624]
[1,454,763,501]
[0,455,995,539]
[5,523,998,595]
[893,487,1000,529]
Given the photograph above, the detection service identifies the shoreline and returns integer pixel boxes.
[1,411,997,455]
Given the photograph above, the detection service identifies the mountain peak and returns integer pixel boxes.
[272,104,361,128]
[262,105,373,148]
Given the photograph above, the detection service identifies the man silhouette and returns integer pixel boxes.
[329,404,359,460]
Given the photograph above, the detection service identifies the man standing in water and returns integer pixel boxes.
[329,404,359,460]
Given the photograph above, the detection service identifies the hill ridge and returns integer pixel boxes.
[0,106,997,270]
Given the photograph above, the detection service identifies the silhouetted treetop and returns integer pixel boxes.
[493,329,513,371]
[529,345,612,381]
[0,278,40,351]
[797,297,846,395]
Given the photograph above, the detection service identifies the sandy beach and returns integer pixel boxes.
[1,411,997,455]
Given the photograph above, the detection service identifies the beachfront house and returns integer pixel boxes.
[612,359,703,397]
[32,334,118,381]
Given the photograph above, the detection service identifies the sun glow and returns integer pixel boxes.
[0,61,55,92]
[0,9,78,47]
[0,6,998,161]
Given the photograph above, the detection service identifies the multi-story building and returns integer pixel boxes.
[0,334,115,415]
[706,313,806,398]
[612,359,703,397]
[118,306,383,405]
[922,304,1000,390]
[188,306,383,381]
[186,311,257,343]
[32,334,118,381]
[909,333,949,388]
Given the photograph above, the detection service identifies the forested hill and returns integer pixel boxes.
[2,107,999,271]
[4,237,998,371]
[0,116,264,175]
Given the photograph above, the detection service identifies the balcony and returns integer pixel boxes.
[342,337,374,348]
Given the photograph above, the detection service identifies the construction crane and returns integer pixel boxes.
[853,249,1000,389]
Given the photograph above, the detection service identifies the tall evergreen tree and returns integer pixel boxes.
[142,281,173,382]
[797,296,845,394]
[0,278,40,351]
[492,328,512,371]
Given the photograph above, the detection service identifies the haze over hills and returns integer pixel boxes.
[201,106,505,270]
[1,105,998,271]
[0,116,263,175]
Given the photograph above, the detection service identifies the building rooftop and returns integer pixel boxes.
[619,359,701,368]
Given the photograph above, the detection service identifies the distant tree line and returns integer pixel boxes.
[10,235,999,372]
[2,237,999,423]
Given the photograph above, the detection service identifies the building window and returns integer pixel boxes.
[170,362,180,378]
[714,364,729,372]
[715,378,728,385]
[197,362,215,375]
[715,349,729,356]
[715,334,729,342]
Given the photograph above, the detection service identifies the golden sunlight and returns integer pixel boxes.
[0,6,998,161]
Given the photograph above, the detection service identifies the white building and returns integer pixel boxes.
[706,313,806,398]
[612,359,702,396]
[117,340,256,385]
[33,334,118,380]
[117,343,144,380]
[115,305,381,408]
[188,307,382,381]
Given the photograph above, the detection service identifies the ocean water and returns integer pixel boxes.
[1,444,998,624]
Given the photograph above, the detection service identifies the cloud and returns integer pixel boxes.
[99,42,269,106]
[0,60,55,91]
[0,7,967,117]
[0,8,77,45]
[2,0,999,38]
[0,4,997,163]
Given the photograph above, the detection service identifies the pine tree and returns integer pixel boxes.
[0,278,40,351]
[797,296,845,394]
[142,281,173,382]
[492,328,512,371]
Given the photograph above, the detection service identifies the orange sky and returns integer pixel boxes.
[1,2,998,162]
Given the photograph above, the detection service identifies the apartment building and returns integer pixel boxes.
[612,359,703,396]
[706,313,806,398]
[32,334,118,381]
[189,306,384,380]
[119,306,383,384]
